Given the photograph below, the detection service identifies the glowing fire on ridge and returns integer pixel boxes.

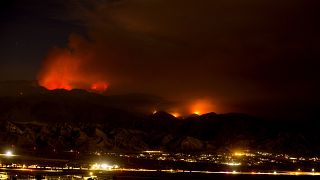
[190,99,214,115]
[91,81,108,92]
[171,112,180,118]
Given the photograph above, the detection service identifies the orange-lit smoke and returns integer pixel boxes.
[91,81,108,92]
[159,99,215,117]
[190,99,215,115]
[37,34,108,92]
[170,112,180,118]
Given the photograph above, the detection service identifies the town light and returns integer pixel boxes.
[5,150,13,157]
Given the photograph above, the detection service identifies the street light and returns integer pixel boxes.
[5,150,13,157]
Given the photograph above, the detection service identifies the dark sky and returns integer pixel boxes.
[1,0,320,118]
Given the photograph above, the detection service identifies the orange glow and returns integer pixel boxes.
[190,99,214,115]
[193,111,200,115]
[234,152,245,156]
[171,112,180,118]
[91,81,108,92]
[38,34,108,92]
[38,49,79,91]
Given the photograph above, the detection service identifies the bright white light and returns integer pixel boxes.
[225,162,241,166]
[143,150,162,153]
[101,163,110,169]
[91,163,119,170]
[5,151,13,157]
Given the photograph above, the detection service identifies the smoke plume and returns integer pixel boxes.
[37,34,108,92]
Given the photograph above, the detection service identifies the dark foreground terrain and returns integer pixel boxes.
[0,81,320,156]
[0,82,320,179]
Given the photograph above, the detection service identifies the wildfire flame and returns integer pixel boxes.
[190,99,214,115]
[37,34,108,92]
[91,81,108,92]
[171,112,180,118]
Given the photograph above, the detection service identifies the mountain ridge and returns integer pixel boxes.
[0,81,319,156]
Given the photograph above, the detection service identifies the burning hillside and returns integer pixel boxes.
[37,34,108,93]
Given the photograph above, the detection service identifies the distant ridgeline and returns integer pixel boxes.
[0,81,319,156]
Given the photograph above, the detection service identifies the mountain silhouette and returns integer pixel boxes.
[0,81,319,156]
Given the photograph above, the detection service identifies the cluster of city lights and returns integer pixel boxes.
[90,163,119,170]
[2,149,320,178]
[224,162,241,166]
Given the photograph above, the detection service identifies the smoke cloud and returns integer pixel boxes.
[35,0,319,116]
[38,34,108,92]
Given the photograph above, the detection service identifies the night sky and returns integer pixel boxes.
[1,0,320,118]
